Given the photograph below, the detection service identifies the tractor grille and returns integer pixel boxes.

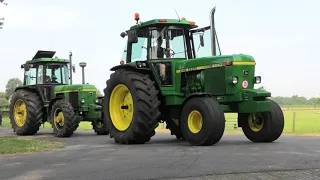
[69,92,79,107]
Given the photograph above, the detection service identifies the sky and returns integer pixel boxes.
[0,0,319,99]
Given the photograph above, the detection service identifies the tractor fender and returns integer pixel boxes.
[110,63,151,72]
[48,93,65,114]
[182,92,216,108]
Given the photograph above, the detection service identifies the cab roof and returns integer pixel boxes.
[26,50,70,64]
[129,19,198,30]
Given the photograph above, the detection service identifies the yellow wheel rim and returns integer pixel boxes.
[187,110,203,133]
[54,108,65,130]
[109,84,134,131]
[248,113,264,132]
[13,99,27,127]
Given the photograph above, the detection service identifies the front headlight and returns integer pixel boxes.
[254,76,261,84]
[232,76,238,84]
[81,98,85,104]
[95,99,99,104]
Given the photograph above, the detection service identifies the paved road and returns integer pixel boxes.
[0,128,320,180]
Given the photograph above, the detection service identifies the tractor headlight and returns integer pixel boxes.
[95,99,99,104]
[254,76,261,84]
[136,61,147,68]
[232,76,238,84]
[81,98,85,104]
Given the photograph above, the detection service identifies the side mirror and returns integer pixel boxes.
[120,32,127,38]
[23,64,30,71]
[200,34,204,47]
[72,64,76,73]
[127,30,138,44]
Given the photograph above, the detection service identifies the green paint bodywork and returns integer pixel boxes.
[118,54,270,113]
[115,16,272,115]
[53,84,101,122]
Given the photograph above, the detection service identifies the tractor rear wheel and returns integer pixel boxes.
[9,89,43,135]
[238,99,284,142]
[103,69,161,144]
[50,99,78,137]
[181,97,225,146]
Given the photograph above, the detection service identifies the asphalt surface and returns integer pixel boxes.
[0,128,320,180]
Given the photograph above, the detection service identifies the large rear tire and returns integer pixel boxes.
[103,70,161,144]
[9,89,43,135]
[181,97,225,146]
[50,99,78,137]
[239,99,284,142]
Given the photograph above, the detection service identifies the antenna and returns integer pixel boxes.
[174,8,180,21]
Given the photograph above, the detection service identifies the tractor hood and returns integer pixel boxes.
[54,84,97,93]
[176,54,256,73]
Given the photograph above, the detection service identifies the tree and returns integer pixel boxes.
[0,0,8,30]
[5,78,22,100]
[0,98,9,109]
[0,0,8,5]
[0,92,5,99]
[96,88,103,97]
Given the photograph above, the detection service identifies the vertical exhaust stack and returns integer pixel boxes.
[69,52,73,85]
[79,62,87,84]
[210,7,216,56]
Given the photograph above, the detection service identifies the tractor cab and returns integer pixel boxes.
[20,50,73,102]
[21,50,71,86]
[120,8,221,64]
[120,15,197,63]
[118,8,222,86]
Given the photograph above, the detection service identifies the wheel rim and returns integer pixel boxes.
[187,110,203,133]
[248,113,264,132]
[95,121,103,128]
[109,84,134,131]
[13,99,27,127]
[54,108,65,130]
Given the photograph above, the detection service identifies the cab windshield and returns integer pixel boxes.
[24,63,70,85]
[191,26,221,58]
[122,26,188,62]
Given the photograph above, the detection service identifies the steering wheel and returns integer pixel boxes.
[166,48,175,58]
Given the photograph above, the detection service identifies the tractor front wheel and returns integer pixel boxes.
[239,99,284,142]
[103,70,161,144]
[92,119,109,135]
[9,89,43,135]
[181,97,225,146]
[50,99,78,137]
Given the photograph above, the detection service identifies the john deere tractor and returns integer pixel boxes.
[9,50,108,137]
[102,7,284,146]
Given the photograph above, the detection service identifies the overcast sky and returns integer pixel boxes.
[0,0,319,99]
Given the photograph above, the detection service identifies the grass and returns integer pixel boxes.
[0,137,65,155]
[1,107,319,135]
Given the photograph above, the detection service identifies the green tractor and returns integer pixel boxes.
[102,7,284,146]
[9,50,108,137]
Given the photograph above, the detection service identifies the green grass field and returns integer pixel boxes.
[1,108,319,135]
[0,137,65,155]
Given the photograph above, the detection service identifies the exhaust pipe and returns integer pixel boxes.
[69,52,73,84]
[79,62,87,84]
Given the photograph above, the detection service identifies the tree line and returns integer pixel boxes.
[258,86,320,106]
